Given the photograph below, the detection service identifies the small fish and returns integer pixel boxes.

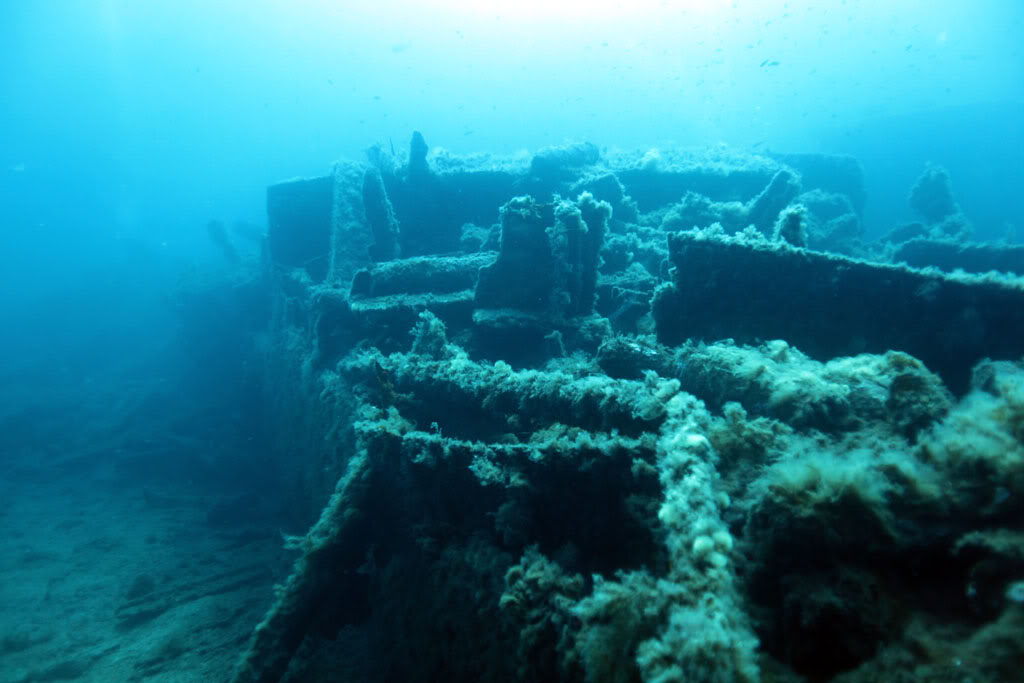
[760,59,780,67]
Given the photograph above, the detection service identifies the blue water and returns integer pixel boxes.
[4,2,1022,243]
[2,2,1023,681]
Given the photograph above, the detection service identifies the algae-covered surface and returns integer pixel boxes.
[5,5,1024,682]
[226,136,1024,682]
[4,134,1023,683]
